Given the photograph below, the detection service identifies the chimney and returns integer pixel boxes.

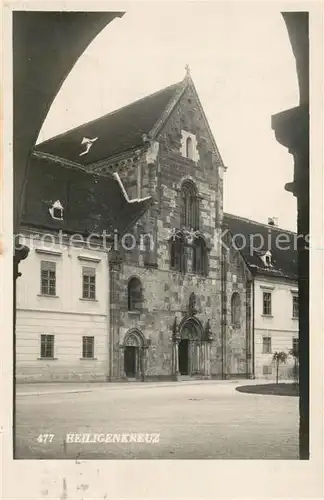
[268,217,278,226]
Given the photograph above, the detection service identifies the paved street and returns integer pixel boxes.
[15,380,299,459]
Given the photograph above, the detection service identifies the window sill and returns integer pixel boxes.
[170,268,208,277]
[128,310,141,315]
[262,353,272,356]
[144,262,158,269]
[79,298,98,302]
[292,317,298,320]
[181,155,197,164]
[80,357,97,361]
[37,357,58,361]
[37,294,59,299]
[261,314,273,318]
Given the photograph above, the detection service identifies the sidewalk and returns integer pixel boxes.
[15,378,271,397]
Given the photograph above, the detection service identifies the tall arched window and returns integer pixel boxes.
[186,137,194,159]
[128,277,143,311]
[231,292,241,328]
[192,237,208,276]
[170,232,185,273]
[180,180,199,230]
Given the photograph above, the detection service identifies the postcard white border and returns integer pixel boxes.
[1,0,323,498]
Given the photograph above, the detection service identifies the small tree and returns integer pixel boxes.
[289,343,299,384]
[272,351,288,384]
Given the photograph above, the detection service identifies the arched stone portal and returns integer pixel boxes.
[122,329,145,379]
[177,318,208,377]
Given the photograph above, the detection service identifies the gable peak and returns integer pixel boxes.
[183,63,194,86]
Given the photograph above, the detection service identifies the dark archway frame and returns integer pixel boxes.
[272,12,309,460]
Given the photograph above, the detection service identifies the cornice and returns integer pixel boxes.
[32,150,88,172]
[86,147,147,176]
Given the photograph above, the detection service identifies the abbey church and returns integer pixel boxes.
[16,69,296,382]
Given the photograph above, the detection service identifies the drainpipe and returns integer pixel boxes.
[108,260,120,382]
[246,278,254,378]
[251,277,255,379]
[221,244,227,379]
[245,280,249,377]
[220,250,223,379]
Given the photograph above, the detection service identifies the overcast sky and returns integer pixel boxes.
[37,2,299,231]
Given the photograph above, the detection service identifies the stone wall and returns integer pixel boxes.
[114,264,220,379]
[220,229,253,378]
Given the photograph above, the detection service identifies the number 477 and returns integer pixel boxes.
[37,434,54,443]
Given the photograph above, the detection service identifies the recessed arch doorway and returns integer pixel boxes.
[123,329,145,379]
[178,317,204,376]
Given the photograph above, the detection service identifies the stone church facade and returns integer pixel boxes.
[21,69,254,382]
[88,71,253,381]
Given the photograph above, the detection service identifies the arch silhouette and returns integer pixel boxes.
[179,316,204,340]
[127,277,143,311]
[123,328,145,347]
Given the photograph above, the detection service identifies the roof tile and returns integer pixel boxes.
[223,213,298,280]
[36,81,183,164]
[22,155,152,237]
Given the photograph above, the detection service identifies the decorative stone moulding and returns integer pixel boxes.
[35,248,62,256]
[77,255,101,263]
[171,317,181,343]
[87,150,146,177]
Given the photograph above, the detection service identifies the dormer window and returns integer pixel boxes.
[260,250,272,267]
[49,200,64,221]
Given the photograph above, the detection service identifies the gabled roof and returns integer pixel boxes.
[21,153,152,237]
[35,71,225,167]
[36,81,184,165]
[223,213,298,280]
[13,11,124,232]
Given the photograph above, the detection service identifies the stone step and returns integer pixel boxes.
[179,375,206,381]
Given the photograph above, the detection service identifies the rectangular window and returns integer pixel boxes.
[292,295,299,318]
[40,261,56,296]
[262,364,272,375]
[40,334,55,358]
[82,336,94,359]
[262,292,272,316]
[82,267,96,299]
[262,336,272,354]
[292,337,299,353]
